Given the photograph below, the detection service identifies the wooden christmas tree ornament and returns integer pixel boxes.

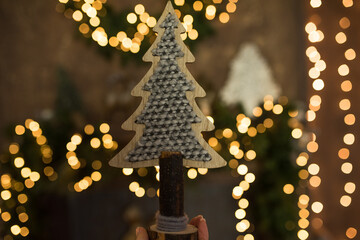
[109,2,226,239]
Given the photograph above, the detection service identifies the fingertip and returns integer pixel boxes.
[136,227,149,240]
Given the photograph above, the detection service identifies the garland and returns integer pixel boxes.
[56,0,239,61]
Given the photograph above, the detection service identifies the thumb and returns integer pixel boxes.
[136,227,149,240]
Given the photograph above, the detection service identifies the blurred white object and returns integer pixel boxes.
[220,43,281,116]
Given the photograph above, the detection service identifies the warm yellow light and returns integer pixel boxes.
[340,195,352,207]
[25,179,34,188]
[311,201,323,213]
[147,17,157,28]
[29,121,40,131]
[239,181,250,191]
[91,171,102,181]
[66,142,77,152]
[188,29,199,40]
[305,22,317,32]
[299,209,309,218]
[9,143,19,154]
[14,157,25,168]
[206,5,216,16]
[129,181,139,192]
[341,80,352,92]
[245,173,255,183]
[229,146,240,156]
[135,187,145,197]
[346,227,357,239]
[263,118,274,128]
[21,167,31,178]
[44,166,54,176]
[296,155,308,167]
[139,12,150,23]
[15,125,25,135]
[130,43,140,53]
[339,99,351,110]
[245,150,256,161]
[233,186,244,197]
[342,0,353,7]
[17,193,28,204]
[86,7,97,18]
[283,184,294,194]
[344,182,356,194]
[344,114,355,125]
[219,12,230,23]
[298,218,309,229]
[89,16,100,27]
[84,124,95,135]
[273,104,283,114]
[343,133,355,145]
[127,13,137,24]
[236,219,250,232]
[299,194,310,205]
[235,209,246,219]
[223,128,233,138]
[338,148,350,159]
[238,198,249,209]
[68,156,79,166]
[264,100,274,111]
[297,229,309,240]
[18,212,28,223]
[30,171,40,182]
[208,137,218,147]
[72,10,83,21]
[341,162,353,174]
[134,4,145,15]
[307,141,318,153]
[1,190,11,200]
[198,168,208,175]
[345,48,356,60]
[79,23,90,34]
[247,127,257,137]
[308,67,320,79]
[338,64,350,76]
[188,168,197,179]
[1,174,11,189]
[193,1,203,11]
[339,17,350,29]
[174,0,185,6]
[11,225,21,235]
[252,107,262,117]
[292,128,303,139]
[308,163,320,175]
[1,212,11,222]
[90,138,101,148]
[309,176,321,187]
[20,227,29,237]
[310,0,322,8]
[226,2,236,13]
[122,168,133,176]
[237,165,248,175]
[335,32,347,44]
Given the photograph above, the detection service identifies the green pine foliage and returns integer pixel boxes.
[211,98,304,239]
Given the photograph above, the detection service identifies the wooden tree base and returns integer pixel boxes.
[148,224,198,240]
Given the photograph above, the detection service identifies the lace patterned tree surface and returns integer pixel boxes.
[109,2,226,169]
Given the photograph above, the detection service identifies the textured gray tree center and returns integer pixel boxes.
[126,13,212,162]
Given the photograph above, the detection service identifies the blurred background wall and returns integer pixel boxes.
[1,0,359,239]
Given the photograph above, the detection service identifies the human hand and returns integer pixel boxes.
[135,215,209,240]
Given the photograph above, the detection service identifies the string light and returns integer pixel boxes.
[57,0,240,53]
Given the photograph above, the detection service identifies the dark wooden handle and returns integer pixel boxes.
[159,151,184,217]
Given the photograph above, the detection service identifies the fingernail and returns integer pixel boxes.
[136,227,140,236]
[201,217,206,223]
